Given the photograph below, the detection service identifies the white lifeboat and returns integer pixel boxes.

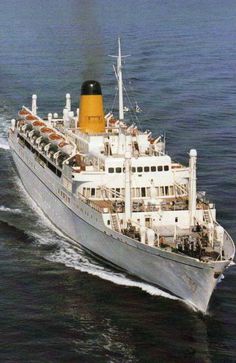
[49,133,64,144]
[25,114,38,122]
[32,120,47,130]
[40,126,54,136]
[18,108,30,118]
[58,141,73,154]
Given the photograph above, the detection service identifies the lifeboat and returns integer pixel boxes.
[58,141,67,148]
[18,108,30,117]
[32,120,47,129]
[49,133,64,144]
[58,141,73,154]
[40,127,54,135]
[26,114,38,121]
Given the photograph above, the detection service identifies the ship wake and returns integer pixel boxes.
[0,137,10,150]
[46,243,181,301]
[0,205,22,214]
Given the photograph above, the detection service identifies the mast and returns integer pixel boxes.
[117,37,124,121]
[109,38,129,121]
[124,151,132,226]
[189,149,197,226]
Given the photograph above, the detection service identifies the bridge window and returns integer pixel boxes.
[137,166,143,173]
[108,167,114,173]
[141,187,146,197]
[158,166,163,172]
[144,166,150,172]
[116,188,121,195]
[164,165,169,171]
[116,167,122,173]
[151,166,156,172]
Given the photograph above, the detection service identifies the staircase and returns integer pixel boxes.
[203,210,210,224]
[174,182,188,196]
[203,208,214,247]
[111,214,120,232]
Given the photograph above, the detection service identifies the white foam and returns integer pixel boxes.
[0,138,10,150]
[46,244,181,301]
[0,205,22,214]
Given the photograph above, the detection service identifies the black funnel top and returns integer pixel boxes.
[81,80,102,95]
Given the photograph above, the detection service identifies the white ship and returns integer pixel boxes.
[8,39,235,312]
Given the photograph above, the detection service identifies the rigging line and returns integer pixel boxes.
[123,85,139,124]
[122,69,143,129]
[123,81,142,128]
[110,87,118,113]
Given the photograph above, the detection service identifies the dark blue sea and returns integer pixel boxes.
[1,1,236,362]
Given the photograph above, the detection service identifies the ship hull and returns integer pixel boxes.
[9,134,229,312]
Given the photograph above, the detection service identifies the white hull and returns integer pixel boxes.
[9,134,231,312]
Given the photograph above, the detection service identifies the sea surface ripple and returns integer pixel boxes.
[0,1,236,362]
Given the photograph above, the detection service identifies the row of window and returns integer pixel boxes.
[18,134,62,178]
[60,190,71,204]
[82,185,186,199]
[108,165,169,174]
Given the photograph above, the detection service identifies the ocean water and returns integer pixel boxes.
[1,1,236,362]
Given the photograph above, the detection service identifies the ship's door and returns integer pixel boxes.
[145,216,151,228]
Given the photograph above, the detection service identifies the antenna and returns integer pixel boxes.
[109,38,130,121]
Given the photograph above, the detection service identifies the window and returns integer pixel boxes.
[132,167,136,173]
[136,188,141,197]
[137,166,143,173]
[48,161,57,174]
[160,186,164,196]
[144,166,150,172]
[165,186,169,195]
[164,165,169,171]
[151,166,156,172]
[175,217,178,223]
[116,167,122,173]
[145,217,151,228]
[91,188,95,197]
[169,186,174,195]
[108,168,114,173]
[141,187,146,197]
[96,189,102,198]
[107,220,110,225]
[158,166,163,172]
[116,188,120,195]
